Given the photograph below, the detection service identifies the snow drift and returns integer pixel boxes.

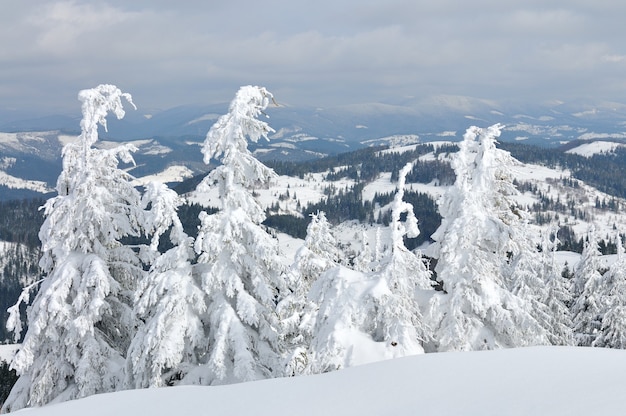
[18,346,626,416]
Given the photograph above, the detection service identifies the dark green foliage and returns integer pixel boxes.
[405,160,456,186]
[372,191,442,249]
[0,361,18,407]
[0,243,40,342]
[177,202,215,239]
[263,215,309,240]
[265,146,387,179]
[173,172,209,195]
[302,183,373,225]
[0,199,45,249]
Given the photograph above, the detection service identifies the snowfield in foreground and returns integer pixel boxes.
[19,347,626,416]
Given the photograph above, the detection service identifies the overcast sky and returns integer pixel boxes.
[1,0,626,115]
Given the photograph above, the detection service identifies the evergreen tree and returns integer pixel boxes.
[278,211,341,376]
[3,85,142,411]
[305,163,433,373]
[126,182,205,388]
[369,162,433,354]
[593,236,626,348]
[430,124,548,352]
[185,86,286,385]
[571,227,605,347]
[352,230,373,273]
[294,211,342,284]
[539,228,574,346]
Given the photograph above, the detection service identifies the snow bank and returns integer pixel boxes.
[21,347,626,416]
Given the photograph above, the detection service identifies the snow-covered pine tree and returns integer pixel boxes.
[505,218,554,345]
[571,227,606,347]
[352,230,373,272]
[539,227,574,346]
[186,86,286,385]
[368,162,433,354]
[430,124,548,352]
[294,211,342,284]
[279,211,341,376]
[305,163,433,373]
[593,235,626,348]
[3,85,142,411]
[126,182,205,388]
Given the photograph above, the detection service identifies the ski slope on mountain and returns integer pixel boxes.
[19,346,626,416]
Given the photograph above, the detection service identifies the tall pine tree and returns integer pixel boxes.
[430,124,547,352]
[185,86,287,385]
[4,85,142,411]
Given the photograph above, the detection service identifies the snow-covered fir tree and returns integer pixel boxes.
[593,235,626,348]
[430,124,548,352]
[539,228,574,346]
[571,227,606,347]
[305,163,432,372]
[505,221,556,344]
[304,266,374,374]
[293,211,342,284]
[186,86,286,385]
[4,85,142,411]
[367,162,433,354]
[352,230,373,272]
[278,211,341,376]
[126,182,205,388]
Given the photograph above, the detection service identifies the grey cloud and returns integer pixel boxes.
[1,0,625,114]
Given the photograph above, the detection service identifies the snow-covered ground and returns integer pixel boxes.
[0,344,19,363]
[131,165,194,186]
[0,171,52,193]
[566,140,626,157]
[19,346,626,416]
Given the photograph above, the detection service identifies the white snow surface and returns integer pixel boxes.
[0,344,19,363]
[566,140,626,157]
[132,165,194,186]
[0,171,52,193]
[19,347,626,416]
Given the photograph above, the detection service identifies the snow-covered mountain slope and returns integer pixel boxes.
[21,346,626,416]
[0,170,52,194]
[131,165,194,187]
[189,140,626,252]
[2,96,626,199]
[566,140,626,157]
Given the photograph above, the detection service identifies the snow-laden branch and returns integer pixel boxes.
[78,84,136,153]
[6,278,44,343]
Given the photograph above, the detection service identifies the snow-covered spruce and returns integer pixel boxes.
[3,85,141,412]
[538,227,574,346]
[185,86,287,385]
[366,162,434,355]
[126,182,205,388]
[304,163,433,373]
[571,227,605,347]
[430,124,548,351]
[594,235,626,348]
[278,211,342,376]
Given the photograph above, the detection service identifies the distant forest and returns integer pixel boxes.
[3,140,626,261]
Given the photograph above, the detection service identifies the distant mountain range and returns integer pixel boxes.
[1,95,626,200]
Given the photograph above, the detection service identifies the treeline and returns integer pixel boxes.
[0,242,40,342]
[501,141,626,199]
[0,199,45,249]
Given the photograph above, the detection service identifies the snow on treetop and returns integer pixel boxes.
[202,85,275,165]
[78,84,135,148]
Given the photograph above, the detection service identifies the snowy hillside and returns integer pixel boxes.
[189,140,626,250]
[21,346,626,416]
[566,140,626,157]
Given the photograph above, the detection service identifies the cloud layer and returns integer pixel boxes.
[2,1,625,114]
